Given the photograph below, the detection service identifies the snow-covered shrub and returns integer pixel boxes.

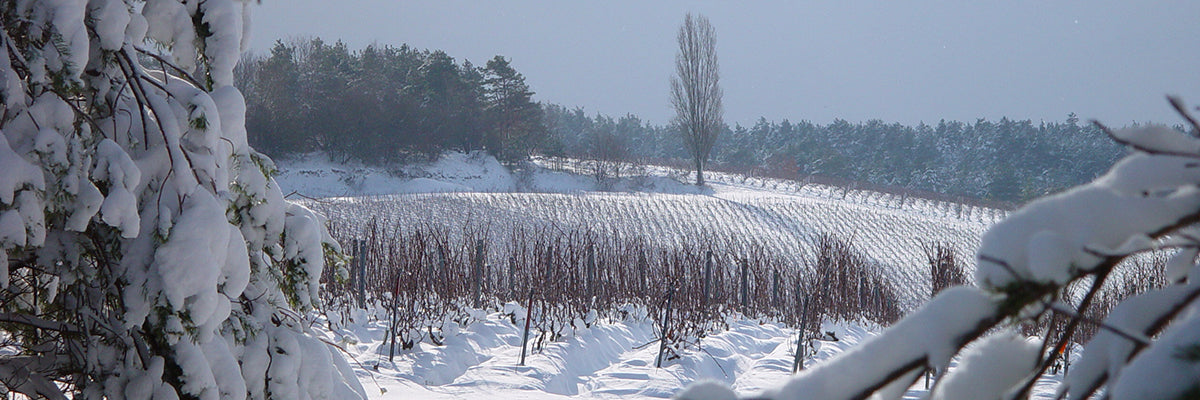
[678,105,1200,399]
[0,1,362,398]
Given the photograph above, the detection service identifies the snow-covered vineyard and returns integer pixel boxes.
[284,162,1024,399]
[5,0,1198,398]
[302,175,1004,310]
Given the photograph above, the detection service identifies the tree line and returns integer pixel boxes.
[237,37,1156,203]
[235,38,547,163]
[545,108,1136,203]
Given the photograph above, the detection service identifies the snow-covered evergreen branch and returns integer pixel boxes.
[0,0,363,398]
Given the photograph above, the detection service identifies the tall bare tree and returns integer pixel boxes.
[671,13,724,186]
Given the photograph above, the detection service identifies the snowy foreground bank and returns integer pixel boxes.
[312,307,1063,399]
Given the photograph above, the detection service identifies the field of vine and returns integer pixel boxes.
[298,169,1171,399]
[305,180,1005,310]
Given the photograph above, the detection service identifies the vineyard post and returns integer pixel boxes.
[715,259,723,301]
[356,239,366,309]
[703,250,712,307]
[424,254,432,287]
[474,239,484,309]
[508,256,516,300]
[740,258,749,311]
[772,269,780,310]
[437,243,448,288]
[656,287,675,369]
[638,250,647,295]
[388,268,401,363]
[793,295,809,373]
[1064,342,1071,375]
[587,243,596,301]
[519,288,534,366]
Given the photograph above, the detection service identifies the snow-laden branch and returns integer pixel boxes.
[0,313,80,333]
[686,121,1200,400]
[0,1,364,398]
[0,355,70,400]
[750,287,1000,400]
[1061,283,1200,399]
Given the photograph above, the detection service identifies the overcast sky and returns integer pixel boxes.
[248,1,1200,127]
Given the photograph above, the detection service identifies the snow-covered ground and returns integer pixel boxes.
[322,307,871,399]
[314,305,1066,399]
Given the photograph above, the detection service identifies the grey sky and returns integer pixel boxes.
[249,1,1200,127]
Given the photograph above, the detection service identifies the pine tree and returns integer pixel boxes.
[484,55,545,161]
[0,1,364,398]
[246,41,305,155]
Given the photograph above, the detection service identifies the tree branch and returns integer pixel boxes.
[1169,95,1200,137]
[0,312,80,333]
[135,47,204,88]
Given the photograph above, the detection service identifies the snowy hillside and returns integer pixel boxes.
[272,152,1034,399]
[273,152,707,197]
[281,152,1004,310]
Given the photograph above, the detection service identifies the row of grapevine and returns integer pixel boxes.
[304,188,996,307]
[319,216,910,361]
[308,185,1166,370]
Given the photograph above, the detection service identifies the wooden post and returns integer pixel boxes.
[388,269,401,363]
[437,243,448,292]
[508,256,517,300]
[637,250,647,295]
[425,255,433,289]
[519,288,534,366]
[740,259,749,310]
[356,240,366,309]
[772,269,780,310]
[473,239,484,309]
[656,287,675,368]
[1064,343,1071,376]
[586,243,596,301]
[715,260,723,300]
[793,296,809,374]
[703,250,713,307]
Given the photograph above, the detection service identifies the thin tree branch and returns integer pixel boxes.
[1066,283,1200,399]
[134,47,204,88]
[1169,96,1200,137]
[1009,266,1113,400]
[1044,301,1149,346]
[0,313,80,333]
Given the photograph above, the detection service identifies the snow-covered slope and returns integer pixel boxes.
[318,306,1064,399]
[273,152,510,197]
[274,152,707,197]
[291,155,1003,309]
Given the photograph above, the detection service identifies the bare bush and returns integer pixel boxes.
[803,234,904,332]
[925,241,967,297]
